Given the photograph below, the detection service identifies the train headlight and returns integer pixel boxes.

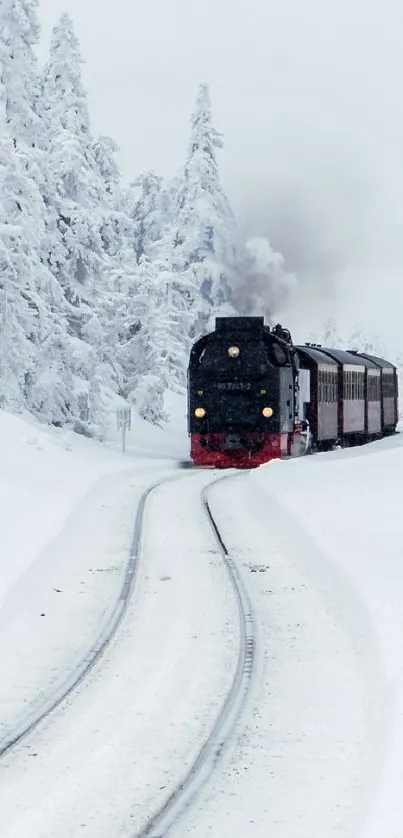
[228,345,240,358]
[262,406,273,418]
[194,407,206,418]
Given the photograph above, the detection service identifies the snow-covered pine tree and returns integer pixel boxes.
[168,83,239,342]
[127,170,165,261]
[40,14,104,330]
[39,13,128,431]
[111,253,172,423]
[0,2,79,423]
[0,133,78,422]
[347,326,385,356]
[0,137,39,410]
[322,316,341,347]
[0,0,42,146]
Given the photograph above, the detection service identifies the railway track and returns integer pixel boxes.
[136,476,256,838]
[0,468,256,837]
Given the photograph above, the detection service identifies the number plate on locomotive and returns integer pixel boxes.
[216,382,251,391]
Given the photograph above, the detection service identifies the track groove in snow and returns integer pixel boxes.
[0,471,181,761]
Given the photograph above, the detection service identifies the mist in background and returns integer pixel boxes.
[38,0,403,350]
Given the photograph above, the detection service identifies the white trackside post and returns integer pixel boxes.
[116,407,132,453]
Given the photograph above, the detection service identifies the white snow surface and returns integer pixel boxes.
[2,396,403,838]
[0,403,183,737]
[174,432,403,838]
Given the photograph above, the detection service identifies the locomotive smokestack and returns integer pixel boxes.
[215,316,265,332]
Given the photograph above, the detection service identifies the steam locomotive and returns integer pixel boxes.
[187,316,399,468]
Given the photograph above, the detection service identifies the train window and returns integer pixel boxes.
[383,372,394,398]
[344,370,349,399]
[367,373,381,401]
[346,370,353,400]
[332,371,338,402]
[319,368,338,402]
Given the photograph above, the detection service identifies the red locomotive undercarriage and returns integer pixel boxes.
[190,431,292,468]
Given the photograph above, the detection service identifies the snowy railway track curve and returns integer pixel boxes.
[135,475,256,838]
[0,469,256,837]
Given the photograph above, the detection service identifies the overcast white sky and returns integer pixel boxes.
[37,0,403,343]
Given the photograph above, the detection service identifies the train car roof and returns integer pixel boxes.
[295,345,338,365]
[354,351,396,371]
[316,347,366,368]
[345,350,382,370]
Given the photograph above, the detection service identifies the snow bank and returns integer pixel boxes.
[251,432,403,837]
[0,407,184,737]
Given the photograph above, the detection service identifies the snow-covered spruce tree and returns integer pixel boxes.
[347,326,385,356]
[0,0,42,146]
[167,83,239,347]
[0,139,39,410]
[127,170,165,261]
[0,135,78,422]
[39,13,128,432]
[307,316,343,348]
[107,253,174,424]
[40,14,103,330]
[0,2,79,424]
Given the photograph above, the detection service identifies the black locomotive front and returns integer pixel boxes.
[188,316,298,467]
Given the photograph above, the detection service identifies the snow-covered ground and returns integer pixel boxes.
[0,400,184,740]
[2,398,403,837]
[174,431,403,838]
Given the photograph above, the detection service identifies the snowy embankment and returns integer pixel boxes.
[253,434,403,838]
[175,432,403,838]
[0,402,185,738]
